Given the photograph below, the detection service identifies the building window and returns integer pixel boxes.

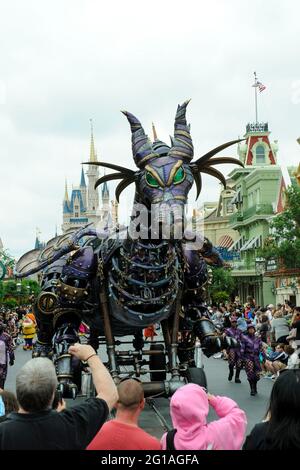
[75,212,79,217]
[75,205,79,210]
[256,145,265,165]
[226,199,234,214]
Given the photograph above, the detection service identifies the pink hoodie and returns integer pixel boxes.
[161,384,247,450]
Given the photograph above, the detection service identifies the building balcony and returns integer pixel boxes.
[230,259,256,272]
[229,203,274,226]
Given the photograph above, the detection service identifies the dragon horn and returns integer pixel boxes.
[121,110,156,168]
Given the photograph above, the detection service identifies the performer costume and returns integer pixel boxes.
[14,101,244,398]
[22,316,36,350]
[241,323,265,396]
[225,316,243,383]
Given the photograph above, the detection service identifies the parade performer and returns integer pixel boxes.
[15,101,244,397]
[241,323,265,396]
[22,315,36,350]
[0,322,15,389]
[225,315,243,383]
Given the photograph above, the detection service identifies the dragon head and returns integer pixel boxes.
[83,101,243,237]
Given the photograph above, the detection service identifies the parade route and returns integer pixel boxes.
[5,340,273,441]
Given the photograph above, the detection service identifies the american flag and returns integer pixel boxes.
[252,80,266,92]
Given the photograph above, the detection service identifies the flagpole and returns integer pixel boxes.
[254,71,258,123]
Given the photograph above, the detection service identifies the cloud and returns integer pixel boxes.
[0,0,300,257]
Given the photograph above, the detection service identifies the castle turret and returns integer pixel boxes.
[86,119,99,212]
[80,167,87,208]
[63,179,71,214]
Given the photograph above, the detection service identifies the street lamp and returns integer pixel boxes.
[255,258,265,307]
[16,281,22,306]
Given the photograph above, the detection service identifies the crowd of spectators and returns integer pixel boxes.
[208,299,300,376]
[0,298,299,450]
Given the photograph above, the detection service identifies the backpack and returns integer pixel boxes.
[166,429,177,451]
[166,429,214,450]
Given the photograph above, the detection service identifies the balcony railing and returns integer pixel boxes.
[230,204,274,224]
[231,260,256,271]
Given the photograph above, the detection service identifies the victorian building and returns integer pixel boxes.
[228,121,291,305]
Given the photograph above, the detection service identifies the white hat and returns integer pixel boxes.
[267,304,274,309]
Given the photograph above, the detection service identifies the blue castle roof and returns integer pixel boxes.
[70,189,86,213]
[64,169,87,215]
[102,181,109,198]
[80,168,86,187]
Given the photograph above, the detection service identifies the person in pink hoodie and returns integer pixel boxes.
[161,384,247,450]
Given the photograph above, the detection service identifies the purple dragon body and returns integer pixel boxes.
[16,101,243,398]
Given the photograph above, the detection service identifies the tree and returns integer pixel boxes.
[0,281,4,301]
[259,184,300,268]
[0,279,41,306]
[208,267,236,304]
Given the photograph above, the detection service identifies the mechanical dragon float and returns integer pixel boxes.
[16,101,243,398]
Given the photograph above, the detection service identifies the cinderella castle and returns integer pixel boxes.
[62,122,118,233]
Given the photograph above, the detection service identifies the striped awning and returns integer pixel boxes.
[240,235,261,251]
[228,236,243,251]
[231,190,243,205]
[218,235,234,248]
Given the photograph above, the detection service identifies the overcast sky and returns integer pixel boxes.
[0,0,300,259]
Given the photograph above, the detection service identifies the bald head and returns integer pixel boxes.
[117,379,144,410]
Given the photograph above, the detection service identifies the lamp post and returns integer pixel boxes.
[16,281,22,306]
[26,285,31,304]
[255,258,265,307]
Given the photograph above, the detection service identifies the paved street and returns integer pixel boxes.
[5,339,273,442]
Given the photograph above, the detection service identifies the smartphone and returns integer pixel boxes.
[52,390,63,410]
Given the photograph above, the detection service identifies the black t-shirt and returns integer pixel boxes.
[243,422,269,450]
[0,397,108,450]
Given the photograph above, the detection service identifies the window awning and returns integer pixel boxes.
[240,235,261,251]
[228,236,243,251]
[231,190,243,205]
[217,235,234,248]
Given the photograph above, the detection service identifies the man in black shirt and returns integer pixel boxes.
[0,343,118,450]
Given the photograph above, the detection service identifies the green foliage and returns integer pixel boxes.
[211,291,230,304]
[3,298,18,308]
[209,267,235,304]
[0,281,4,300]
[0,279,41,306]
[259,185,300,268]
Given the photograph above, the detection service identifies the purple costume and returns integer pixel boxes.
[241,333,265,388]
[225,325,243,382]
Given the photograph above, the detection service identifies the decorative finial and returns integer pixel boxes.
[64,179,69,201]
[152,122,158,141]
[89,118,97,162]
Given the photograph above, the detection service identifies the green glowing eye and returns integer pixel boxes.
[146,171,160,188]
[173,166,185,184]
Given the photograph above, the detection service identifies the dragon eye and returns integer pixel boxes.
[146,171,160,188]
[173,166,185,184]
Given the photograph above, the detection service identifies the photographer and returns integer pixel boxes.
[161,383,247,450]
[0,344,118,449]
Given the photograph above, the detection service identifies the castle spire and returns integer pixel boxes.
[152,122,158,141]
[80,167,86,187]
[89,118,97,162]
[64,179,69,202]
